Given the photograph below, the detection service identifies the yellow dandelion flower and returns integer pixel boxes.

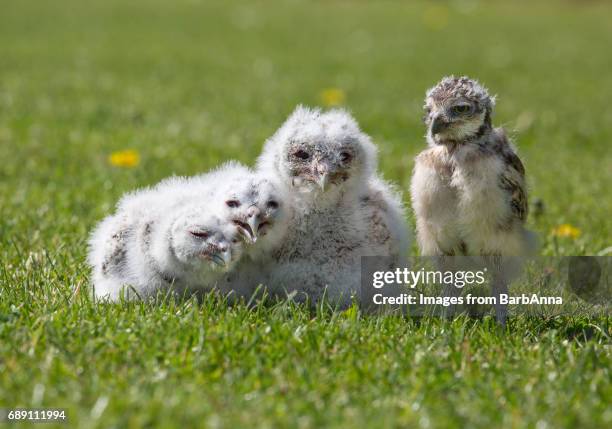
[551,224,581,239]
[108,149,140,168]
[422,5,449,31]
[320,88,346,107]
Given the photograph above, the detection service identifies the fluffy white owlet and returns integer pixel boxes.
[218,171,293,301]
[89,202,243,301]
[256,106,409,306]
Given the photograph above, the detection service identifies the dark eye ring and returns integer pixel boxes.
[293,150,310,160]
[340,151,352,163]
[452,104,472,114]
[226,200,240,208]
[190,230,209,239]
[267,200,279,209]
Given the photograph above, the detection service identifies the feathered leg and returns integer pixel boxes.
[488,255,508,326]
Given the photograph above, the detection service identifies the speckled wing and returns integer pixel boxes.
[361,176,409,263]
[99,214,132,278]
[499,143,528,224]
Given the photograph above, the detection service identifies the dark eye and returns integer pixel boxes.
[226,200,240,208]
[452,104,472,115]
[267,200,279,209]
[232,237,240,244]
[189,230,209,239]
[340,151,353,163]
[293,149,310,160]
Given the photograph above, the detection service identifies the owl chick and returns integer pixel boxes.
[90,203,243,301]
[218,171,293,300]
[256,106,409,306]
[88,162,246,301]
[410,76,537,323]
[89,162,288,301]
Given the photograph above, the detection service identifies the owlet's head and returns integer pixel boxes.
[423,76,495,145]
[168,207,243,271]
[258,106,377,197]
[216,173,286,245]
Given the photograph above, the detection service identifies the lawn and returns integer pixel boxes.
[0,0,610,427]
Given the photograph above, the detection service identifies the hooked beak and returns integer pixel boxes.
[210,248,232,267]
[317,173,329,191]
[221,248,232,266]
[234,220,256,243]
[247,216,259,243]
[315,163,330,191]
[211,253,226,267]
[431,115,449,135]
[247,205,262,243]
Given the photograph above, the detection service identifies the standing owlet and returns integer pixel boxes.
[410,76,537,324]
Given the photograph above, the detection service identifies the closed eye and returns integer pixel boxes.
[189,230,210,239]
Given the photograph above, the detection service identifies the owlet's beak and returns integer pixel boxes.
[211,254,226,267]
[234,220,256,243]
[210,247,232,267]
[431,115,450,135]
[247,206,260,243]
[315,163,330,191]
[234,206,262,244]
[221,248,232,266]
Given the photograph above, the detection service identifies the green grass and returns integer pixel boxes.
[0,0,610,427]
